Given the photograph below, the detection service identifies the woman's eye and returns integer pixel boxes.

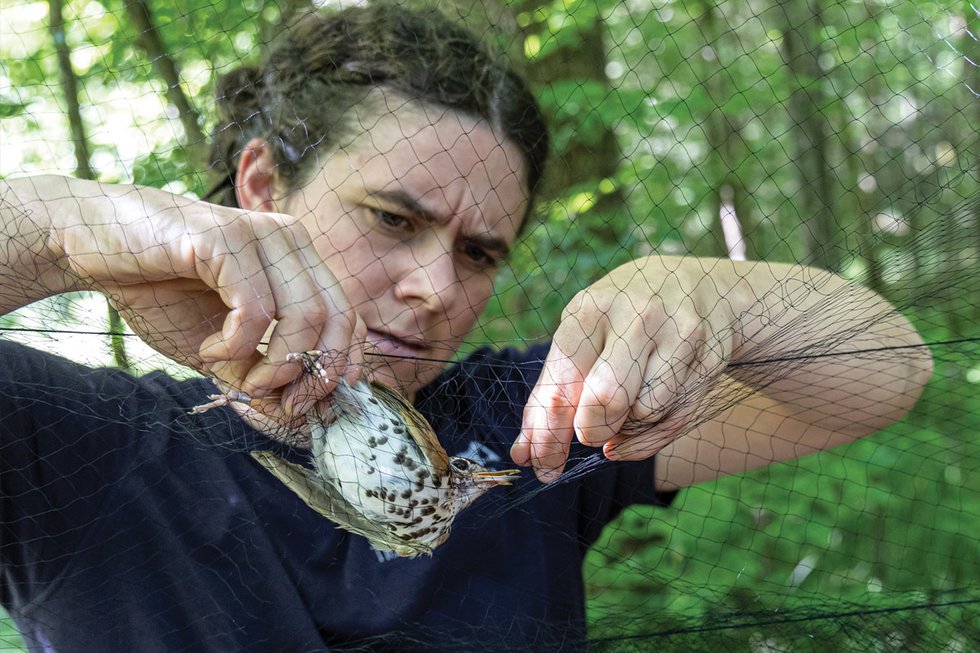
[461,243,497,268]
[372,208,409,230]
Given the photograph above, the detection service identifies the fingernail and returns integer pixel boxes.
[536,468,560,483]
[508,433,527,462]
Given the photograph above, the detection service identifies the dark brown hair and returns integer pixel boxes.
[207,2,548,219]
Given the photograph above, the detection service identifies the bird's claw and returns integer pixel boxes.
[188,390,252,415]
[191,352,330,417]
[286,350,332,381]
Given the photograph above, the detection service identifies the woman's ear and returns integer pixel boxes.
[236,138,281,212]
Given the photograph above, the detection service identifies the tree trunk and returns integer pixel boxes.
[957,4,980,325]
[48,0,131,370]
[852,168,884,294]
[48,0,93,181]
[777,0,839,271]
[124,0,208,168]
[519,1,628,250]
[428,0,626,236]
[696,1,739,259]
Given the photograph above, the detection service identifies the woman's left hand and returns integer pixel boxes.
[510,257,750,482]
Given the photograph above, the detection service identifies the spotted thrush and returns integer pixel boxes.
[243,351,520,557]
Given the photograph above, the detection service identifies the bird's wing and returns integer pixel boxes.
[249,450,431,558]
[368,380,449,475]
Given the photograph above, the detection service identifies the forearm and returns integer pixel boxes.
[612,257,934,490]
[0,175,83,314]
[700,257,932,435]
[1,175,210,314]
[508,255,932,485]
[1,174,363,406]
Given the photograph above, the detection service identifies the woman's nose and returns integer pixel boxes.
[392,240,457,313]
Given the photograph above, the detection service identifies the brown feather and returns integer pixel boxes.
[250,450,434,557]
[368,380,449,475]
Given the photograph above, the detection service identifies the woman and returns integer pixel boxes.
[0,4,931,651]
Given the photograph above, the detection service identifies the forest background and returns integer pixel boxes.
[1,0,977,650]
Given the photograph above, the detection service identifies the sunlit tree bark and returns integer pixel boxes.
[124,0,208,168]
[48,0,93,181]
[48,0,131,370]
[517,0,628,249]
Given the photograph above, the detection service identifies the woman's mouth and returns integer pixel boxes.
[365,328,430,357]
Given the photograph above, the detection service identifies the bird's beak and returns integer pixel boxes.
[472,469,522,486]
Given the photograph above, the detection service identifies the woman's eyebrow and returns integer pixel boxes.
[367,189,445,223]
[463,233,511,259]
[368,188,512,257]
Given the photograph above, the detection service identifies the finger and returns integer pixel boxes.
[602,428,674,462]
[628,347,691,426]
[197,235,278,363]
[229,400,314,449]
[515,337,594,483]
[247,306,333,396]
[207,355,265,395]
[243,229,359,398]
[605,385,709,461]
[276,313,366,418]
[573,328,651,448]
[205,368,318,446]
[696,316,734,383]
[193,216,330,388]
[340,314,369,385]
[198,299,276,365]
[278,357,332,417]
[606,319,729,462]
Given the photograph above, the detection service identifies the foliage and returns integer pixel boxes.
[1,0,976,650]
[584,362,980,649]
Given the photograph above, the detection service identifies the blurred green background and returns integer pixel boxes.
[1,0,976,650]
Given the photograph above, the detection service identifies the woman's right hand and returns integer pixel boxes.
[3,175,364,417]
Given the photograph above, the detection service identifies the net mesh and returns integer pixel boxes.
[1,0,977,651]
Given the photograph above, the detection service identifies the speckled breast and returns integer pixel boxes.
[310,382,453,534]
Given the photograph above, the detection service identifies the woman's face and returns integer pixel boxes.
[283,103,529,396]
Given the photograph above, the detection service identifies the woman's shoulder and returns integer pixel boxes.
[0,339,210,402]
[457,341,551,379]
[418,342,550,404]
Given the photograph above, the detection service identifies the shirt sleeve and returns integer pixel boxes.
[0,341,198,606]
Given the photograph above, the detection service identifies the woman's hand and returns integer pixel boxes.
[511,254,932,486]
[511,257,751,482]
[5,175,364,417]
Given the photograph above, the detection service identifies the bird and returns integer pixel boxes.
[243,351,520,558]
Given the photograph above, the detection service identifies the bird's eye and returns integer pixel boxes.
[450,459,470,472]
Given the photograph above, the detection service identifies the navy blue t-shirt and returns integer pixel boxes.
[0,340,673,652]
